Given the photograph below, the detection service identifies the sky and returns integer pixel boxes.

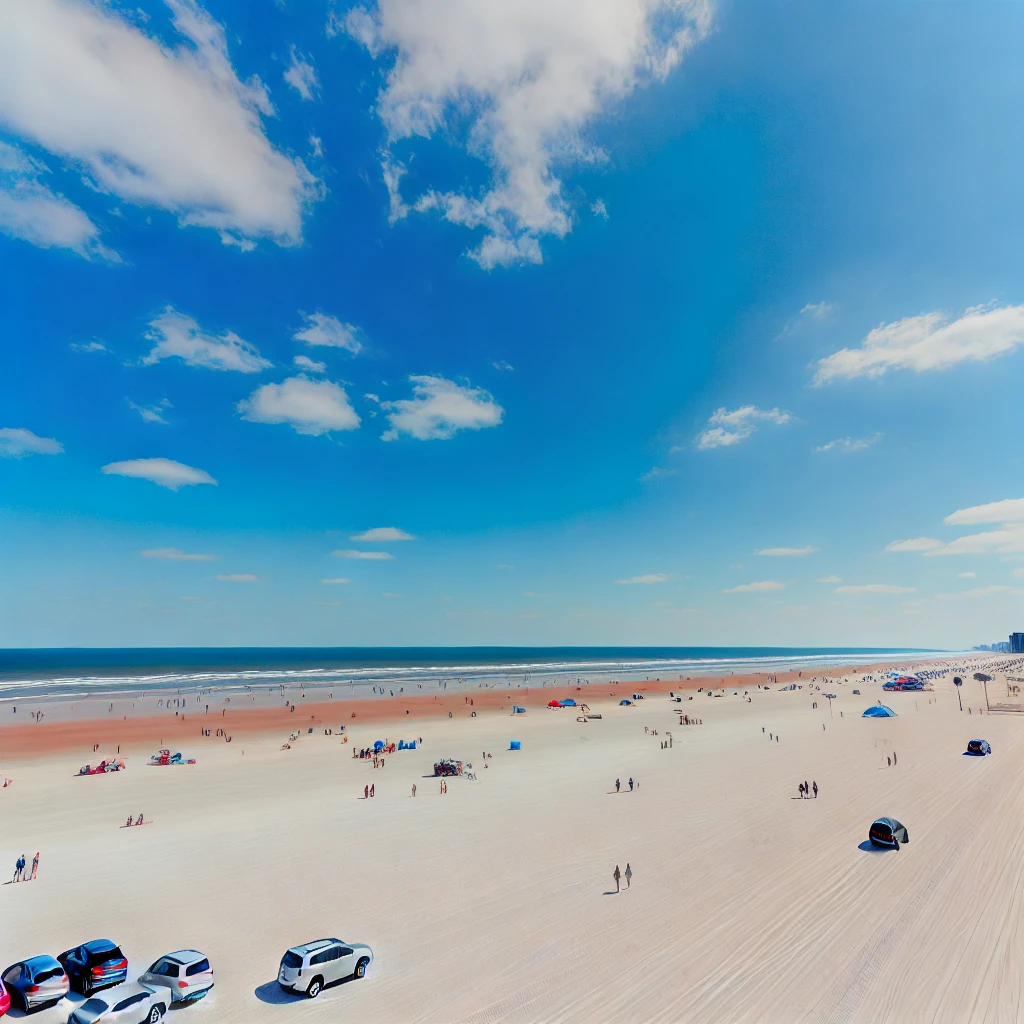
[3,0,1024,649]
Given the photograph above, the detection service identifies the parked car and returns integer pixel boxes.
[277,939,373,998]
[966,738,992,756]
[138,951,213,1004]
[0,976,9,1016]
[1,956,69,1012]
[631,693,645,700]
[58,941,128,996]
[868,817,909,849]
[66,982,167,1023]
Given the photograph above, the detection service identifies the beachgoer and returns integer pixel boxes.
[14,854,25,882]
[126,815,133,827]
[893,751,898,765]
[364,784,369,800]
[812,781,818,799]
[613,865,621,893]
[798,782,804,799]
[628,778,634,792]
[887,756,891,767]
[30,852,39,879]
[412,784,417,797]
[136,813,144,825]
[615,778,620,793]
[370,784,375,798]
[625,863,632,888]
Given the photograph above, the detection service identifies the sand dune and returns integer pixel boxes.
[3,663,1020,1023]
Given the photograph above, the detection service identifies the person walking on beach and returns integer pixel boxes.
[893,751,897,765]
[30,852,39,880]
[13,854,25,882]
[812,781,818,799]
[613,865,621,893]
[615,778,620,793]
[625,863,633,888]
[412,783,417,797]
[628,777,634,792]
[369,783,375,798]
[364,784,369,800]
[798,782,804,799]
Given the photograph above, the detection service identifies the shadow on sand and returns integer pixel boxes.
[255,982,304,1005]
[858,840,894,853]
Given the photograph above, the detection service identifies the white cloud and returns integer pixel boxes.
[957,572,976,578]
[347,0,712,267]
[292,354,326,374]
[492,360,514,372]
[142,307,271,372]
[238,376,361,435]
[283,45,319,101]
[591,198,609,219]
[815,433,882,453]
[834,584,915,595]
[885,537,943,553]
[351,527,415,541]
[640,466,677,482]
[101,457,216,490]
[800,301,834,319]
[696,406,791,450]
[381,375,503,441]
[0,0,319,247]
[723,581,784,593]
[0,141,118,260]
[128,398,172,424]
[814,303,1024,384]
[216,573,258,582]
[817,574,842,583]
[309,135,324,158]
[293,313,362,354]
[964,585,1021,598]
[616,574,668,585]
[945,498,1024,526]
[755,546,818,557]
[0,427,64,458]
[70,340,109,353]
[332,549,394,560]
[141,547,214,561]
[321,577,352,584]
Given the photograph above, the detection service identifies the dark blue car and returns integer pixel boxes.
[966,739,992,756]
[58,940,128,996]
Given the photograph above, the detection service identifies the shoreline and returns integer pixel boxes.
[0,655,964,760]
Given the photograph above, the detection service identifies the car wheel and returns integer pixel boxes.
[893,839,900,851]
[307,977,323,999]
[148,1004,164,1022]
[354,958,370,980]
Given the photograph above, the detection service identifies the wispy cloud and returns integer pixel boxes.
[332,550,394,560]
[283,45,319,101]
[142,308,271,373]
[293,313,362,354]
[946,498,1024,526]
[101,458,216,491]
[0,427,63,458]
[815,433,882,453]
[320,577,352,584]
[964,584,1021,598]
[128,398,171,424]
[350,527,414,542]
[381,375,503,441]
[957,572,976,578]
[801,301,835,320]
[616,574,668,585]
[591,198,609,219]
[640,466,677,482]
[817,574,842,583]
[141,548,214,561]
[293,355,326,374]
[70,340,109,354]
[755,546,818,557]
[696,406,791,450]
[886,537,943,553]
[492,360,514,372]
[723,581,784,593]
[834,584,914,594]
[814,302,1024,383]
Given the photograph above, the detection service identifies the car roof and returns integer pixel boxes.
[872,817,902,828]
[23,955,62,970]
[162,950,205,964]
[969,738,988,744]
[82,939,118,952]
[291,939,342,954]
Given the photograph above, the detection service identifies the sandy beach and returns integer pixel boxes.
[4,653,1022,1023]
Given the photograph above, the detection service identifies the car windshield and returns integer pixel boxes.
[91,947,122,963]
[871,823,892,835]
[281,951,303,969]
[151,960,178,976]
[34,967,63,982]
[80,997,109,1012]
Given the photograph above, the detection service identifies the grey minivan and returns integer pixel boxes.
[277,939,373,998]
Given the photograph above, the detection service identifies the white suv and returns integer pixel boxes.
[277,939,373,998]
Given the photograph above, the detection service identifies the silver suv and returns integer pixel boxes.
[277,939,373,998]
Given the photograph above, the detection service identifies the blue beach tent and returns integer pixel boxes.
[510,740,521,750]
[620,699,633,706]
[373,739,385,750]
[559,699,577,707]
[862,705,896,718]
[512,706,526,714]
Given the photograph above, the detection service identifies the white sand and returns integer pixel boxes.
[3,664,1021,1023]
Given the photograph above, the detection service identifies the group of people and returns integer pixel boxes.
[612,863,633,893]
[12,852,39,882]
[124,813,146,826]
[614,777,637,793]
[798,781,818,799]
[363,784,376,799]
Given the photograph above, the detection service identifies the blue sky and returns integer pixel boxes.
[3,0,1024,648]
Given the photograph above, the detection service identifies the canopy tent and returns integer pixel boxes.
[547,700,562,708]
[509,740,521,750]
[620,699,633,706]
[511,706,526,714]
[559,699,577,707]
[862,705,896,718]
[373,740,385,750]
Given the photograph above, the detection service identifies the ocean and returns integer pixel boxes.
[0,646,942,702]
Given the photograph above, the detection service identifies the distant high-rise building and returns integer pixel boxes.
[1010,633,1024,653]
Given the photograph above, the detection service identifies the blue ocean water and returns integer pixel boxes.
[0,647,940,702]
